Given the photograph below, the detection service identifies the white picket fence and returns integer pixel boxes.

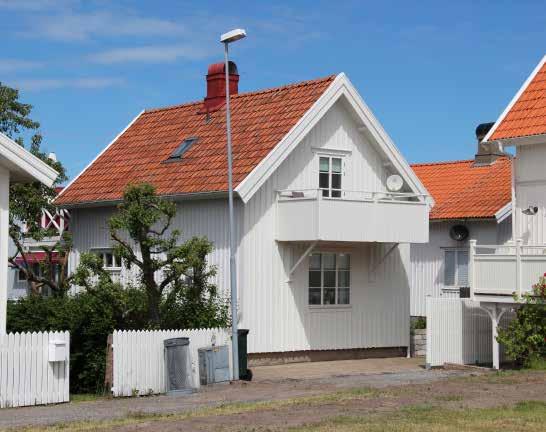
[112,328,231,397]
[0,331,70,408]
[426,298,514,367]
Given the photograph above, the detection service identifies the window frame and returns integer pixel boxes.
[444,248,469,288]
[94,249,122,271]
[318,154,344,198]
[17,262,41,283]
[308,252,351,307]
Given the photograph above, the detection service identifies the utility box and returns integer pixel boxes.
[164,337,193,394]
[48,340,67,362]
[198,345,230,385]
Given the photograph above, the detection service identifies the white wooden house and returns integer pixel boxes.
[409,130,512,317]
[56,62,431,360]
[461,54,546,368]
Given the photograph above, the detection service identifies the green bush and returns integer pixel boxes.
[497,275,546,367]
[7,282,229,394]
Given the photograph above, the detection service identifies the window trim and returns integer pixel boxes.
[318,154,344,198]
[308,252,351,307]
[444,248,469,288]
[92,248,122,271]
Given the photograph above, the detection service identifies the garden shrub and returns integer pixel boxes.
[497,275,546,367]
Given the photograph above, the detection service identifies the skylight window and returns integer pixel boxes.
[168,137,198,160]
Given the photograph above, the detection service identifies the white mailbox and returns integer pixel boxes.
[48,340,67,362]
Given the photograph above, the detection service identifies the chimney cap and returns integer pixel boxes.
[207,61,238,76]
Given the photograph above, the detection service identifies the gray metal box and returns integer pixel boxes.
[198,345,230,385]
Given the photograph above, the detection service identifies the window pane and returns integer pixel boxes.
[319,172,329,189]
[309,253,321,270]
[331,173,341,190]
[324,288,336,305]
[338,288,350,304]
[322,189,330,197]
[457,250,469,286]
[331,190,341,198]
[319,157,330,172]
[338,270,350,287]
[105,253,114,268]
[309,271,321,287]
[18,269,27,281]
[309,288,321,305]
[324,270,336,287]
[444,250,455,286]
[332,158,342,173]
[338,254,350,270]
[323,253,336,270]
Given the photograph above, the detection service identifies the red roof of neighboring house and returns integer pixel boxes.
[56,75,335,206]
[489,56,546,141]
[411,158,511,220]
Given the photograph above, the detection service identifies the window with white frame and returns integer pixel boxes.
[95,249,122,271]
[17,263,41,282]
[319,156,343,198]
[308,252,350,305]
[444,249,469,287]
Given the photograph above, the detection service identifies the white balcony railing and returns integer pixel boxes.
[276,189,429,243]
[469,239,546,301]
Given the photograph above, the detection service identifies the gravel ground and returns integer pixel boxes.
[0,359,479,429]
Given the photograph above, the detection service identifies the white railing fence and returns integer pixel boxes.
[426,298,514,368]
[470,240,546,298]
[0,331,70,408]
[277,188,425,202]
[112,328,231,397]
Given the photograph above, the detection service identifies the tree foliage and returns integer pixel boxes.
[0,81,70,296]
[497,276,546,367]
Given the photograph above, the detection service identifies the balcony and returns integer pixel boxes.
[470,240,546,302]
[276,189,429,243]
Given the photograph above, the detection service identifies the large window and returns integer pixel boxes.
[444,249,469,287]
[309,252,350,305]
[319,156,342,198]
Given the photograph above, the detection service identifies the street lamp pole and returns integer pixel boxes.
[221,28,246,381]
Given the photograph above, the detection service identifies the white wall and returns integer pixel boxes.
[410,219,512,317]
[515,142,546,244]
[240,100,410,353]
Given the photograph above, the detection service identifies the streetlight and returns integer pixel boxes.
[220,28,246,381]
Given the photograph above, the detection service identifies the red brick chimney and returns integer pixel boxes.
[204,61,239,112]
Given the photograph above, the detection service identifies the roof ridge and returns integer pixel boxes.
[143,74,337,115]
[411,156,511,168]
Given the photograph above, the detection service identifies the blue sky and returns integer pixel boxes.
[1,0,544,180]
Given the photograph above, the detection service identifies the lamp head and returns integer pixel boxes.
[220,28,247,44]
[522,206,539,216]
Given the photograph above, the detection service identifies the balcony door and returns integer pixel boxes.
[319,155,344,198]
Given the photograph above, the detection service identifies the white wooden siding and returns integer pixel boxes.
[426,298,513,367]
[112,328,230,397]
[0,331,69,408]
[410,220,512,316]
[240,100,410,353]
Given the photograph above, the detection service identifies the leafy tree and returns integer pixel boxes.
[78,182,226,327]
[0,82,70,296]
[497,275,546,367]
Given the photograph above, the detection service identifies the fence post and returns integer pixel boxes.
[469,240,476,300]
[516,238,523,299]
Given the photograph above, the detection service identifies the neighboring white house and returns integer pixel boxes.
[56,62,431,360]
[0,132,58,334]
[409,128,512,317]
[461,54,546,368]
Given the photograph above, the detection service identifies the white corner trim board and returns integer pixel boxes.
[236,73,433,206]
[0,132,58,186]
[495,202,512,223]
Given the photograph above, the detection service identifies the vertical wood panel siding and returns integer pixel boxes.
[240,101,410,353]
[0,331,69,408]
[112,328,230,397]
[426,298,513,367]
[410,220,512,317]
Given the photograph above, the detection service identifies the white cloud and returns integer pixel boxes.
[26,11,186,42]
[88,44,213,64]
[12,77,124,91]
[0,59,43,72]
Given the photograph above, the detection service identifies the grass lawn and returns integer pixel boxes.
[291,401,546,431]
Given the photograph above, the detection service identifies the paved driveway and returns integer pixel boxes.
[0,357,476,429]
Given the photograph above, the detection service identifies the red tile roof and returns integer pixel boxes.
[56,75,335,206]
[489,58,546,141]
[411,158,511,220]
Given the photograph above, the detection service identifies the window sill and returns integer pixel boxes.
[308,305,352,312]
